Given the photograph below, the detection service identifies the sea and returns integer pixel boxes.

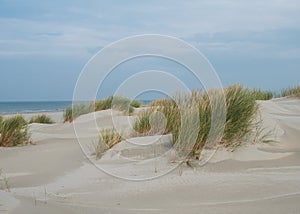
[0,100,153,115]
[0,101,72,115]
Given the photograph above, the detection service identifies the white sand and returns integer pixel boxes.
[0,98,300,213]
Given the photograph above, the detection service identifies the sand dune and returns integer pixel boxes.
[1,98,300,213]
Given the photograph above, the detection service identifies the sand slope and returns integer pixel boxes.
[1,99,300,213]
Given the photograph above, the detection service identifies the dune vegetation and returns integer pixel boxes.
[3,84,298,150]
[29,114,54,124]
[281,85,300,98]
[134,84,259,159]
[0,115,30,147]
[95,129,123,159]
[64,96,141,122]
[64,103,92,122]
[250,88,274,100]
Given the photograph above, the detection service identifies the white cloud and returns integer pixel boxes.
[0,0,299,59]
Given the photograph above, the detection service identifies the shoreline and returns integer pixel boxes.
[3,111,64,123]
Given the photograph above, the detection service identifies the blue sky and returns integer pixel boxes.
[0,0,300,101]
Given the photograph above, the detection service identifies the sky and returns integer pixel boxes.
[0,0,300,101]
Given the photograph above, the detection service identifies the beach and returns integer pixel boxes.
[1,97,300,213]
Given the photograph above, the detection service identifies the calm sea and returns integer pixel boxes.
[0,100,153,115]
[0,101,72,115]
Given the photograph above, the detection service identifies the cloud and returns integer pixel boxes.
[0,0,299,59]
[189,27,300,59]
[0,0,299,100]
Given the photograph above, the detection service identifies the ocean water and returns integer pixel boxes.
[0,100,153,115]
[0,101,72,115]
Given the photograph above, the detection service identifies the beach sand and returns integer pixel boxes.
[1,98,300,213]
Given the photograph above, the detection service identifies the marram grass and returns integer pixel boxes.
[0,115,30,147]
[29,114,54,124]
[64,96,141,122]
[134,84,259,159]
[250,88,274,100]
[130,100,142,108]
[64,103,92,122]
[281,85,300,98]
[95,129,123,159]
[222,85,258,146]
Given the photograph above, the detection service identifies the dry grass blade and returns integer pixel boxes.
[95,129,123,159]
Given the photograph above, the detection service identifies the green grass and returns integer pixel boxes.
[95,129,123,159]
[64,96,141,122]
[222,85,258,147]
[29,114,54,124]
[133,110,152,134]
[281,85,300,98]
[94,96,139,112]
[135,98,179,136]
[64,103,93,122]
[250,88,274,100]
[0,115,30,147]
[94,96,113,111]
[130,100,141,108]
[110,96,134,114]
[134,84,259,159]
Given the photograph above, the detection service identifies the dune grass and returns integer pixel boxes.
[94,96,140,113]
[250,88,274,100]
[133,110,152,134]
[94,96,113,111]
[222,85,258,146]
[130,100,142,108]
[95,129,123,159]
[64,96,141,122]
[64,103,92,122]
[133,84,259,159]
[29,114,54,124]
[110,96,134,113]
[0,115,30,147]
[281,85,300,98]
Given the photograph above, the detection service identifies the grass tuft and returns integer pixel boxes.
[0,115,30,147]
[29,114,54,124]
[64,96,141,122]
[95,129,123,159]
[222,84,258,146]
[64,103,93,122]
[281,85,300,98]
[94,96,137,113]
[94,96,113,111]
[130,100,141,108]
[250,88,274,100]
[110,96,134,114]
[134,84,259,159]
